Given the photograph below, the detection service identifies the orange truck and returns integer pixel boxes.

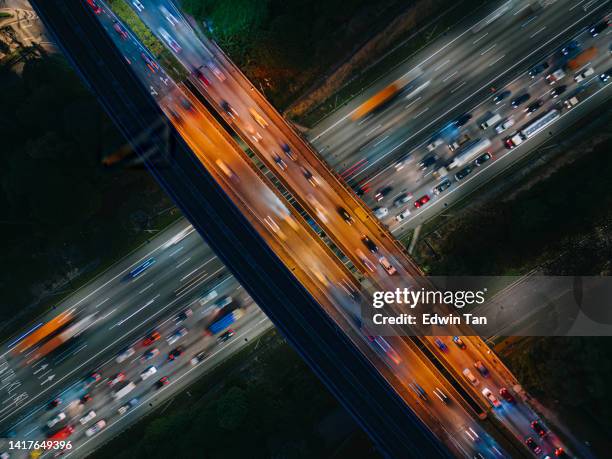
[13,310,74,354]
[566,47,597,71]
[351,83,401,121]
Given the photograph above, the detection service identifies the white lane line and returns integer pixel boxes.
[488,54,506,67]
[168,246,184,257]
[513,4,530,15]
[94,298,110,309]
[433,59,450,71]
[450,82,466,93]
[365,124,382,137]
[472,33,488,45]
[442,71,458,82]
[99,308,116,321]
[521,15,538,28]
[529,79,541,88]
[480,43,496,55]
[175,257,192,269]
[179,261,211,282]
[404,96,422,110]
[413,107,430,119]
[373,135,389,147]
[138,283,154,294]
[110,294,160,329]
[570,0,587,11]
[530,26,546,38]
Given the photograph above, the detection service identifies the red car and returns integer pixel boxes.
[414,195,430,208]
[113,21,129,40]
[525,437,542,454]
[47,425,74,440]
[155,377,169,389]
[167,347,183,361]
[108,372,125,387]
[142,331,161,346]
[499,387,515,403]
[86,0,102,14]
[531,420,546,437]
[193,68,211,86]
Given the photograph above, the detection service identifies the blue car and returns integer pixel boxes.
[129,258,156,278]
[434,338,448,352]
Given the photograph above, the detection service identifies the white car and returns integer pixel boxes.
[574,67,595,83]
[395,209,411,222]
[494,117,515,134]
[207,62,226,81]
[373,207,389,219]
[116,347,135,363]
[482,388,501,408]
[158,28,181,53]
[140,366,158,381]
[462,368,479,385]
[85,419,106,437]
[167,327,188,345]
[131,0,144,12]
[378,256,397,275]
[47,412,66,428]
[159,5,179,26]
[79,410,96,425]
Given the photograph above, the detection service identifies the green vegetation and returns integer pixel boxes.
[90,331,380,459]
[0,55,176,332]
[182,0,410,109]
[0,12,13,19]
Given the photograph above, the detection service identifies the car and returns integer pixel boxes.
[589,19,609,37]
[499,387,515,403]
[511,93,530,108]
[84,372,101,386]
[140,52,159,73]
[249,108,268,128]
[474,360,489,377]
[394,155,412,171]
[301,167,319,187]
[108,372,126,387]
[495,117,515,134]
[207,62,226,81]
[454,166,472,181]
[193,67,211,86]
[142,331,161,346]
[140,348,160,362]
[525,100,543,115]
[600,68,612,83]
[140,366,158,381]
[550,85,567,98]
[463,368,479,385]
[361,235,378,253]
[175,308,193,323]
[272,154,287,171]
[482,388,501,408]
[155,377,170,389]
[357,250,376,272]
[525,437,542,454]
[48,398,62,409]
[432,387,449,404]
[218,329,235,343]
[159,5,179,26]
[337,206,353,224]
[531,420,546,437]
[190,351,209,366]
[85,420,106,437]
[410,382,428,400]
[554,447,567,457]
[132,0,144,12]
[167,327,188,345]
[574,66,595,83]
[47,412,66,429]
[433,179,451,195]
[168,347,183,361]
[373,207,389,219]
[474,152,492,166]
[280,143,296,161]
[80,394,92,404]
[463,427,480,443]
[370,336,401,364]
[393,192,413,207]
[220,100,237,119]
[560,40,579,56]
[112,21,128,40]
[118,398,139,415]
[453,336,466,349]
[414,195,430,208]
[378,257,397,275]
[418,154,437,170]
[374,186,393,201]
[492,90,511,104]
[158,28,181,53]
[47,425,74,440]
[395,208,411,222]
[529,61,549,78]
[86,0,102,14]
[434,338,448,351]
[79,410,96,425]
[453,113,473,126]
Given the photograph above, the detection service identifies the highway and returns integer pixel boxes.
[4,0,609,457]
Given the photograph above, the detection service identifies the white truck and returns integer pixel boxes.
[112,381,136,400]
[448,138,492,169]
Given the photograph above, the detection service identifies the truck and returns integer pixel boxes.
[206,309,244,335]
[566,47,597,71]
[545,68,566,84]
[504,109,560,148]
[448,138,492,169]
[112,381,136,400]
[12,310,74,354]
[351,83,402,121]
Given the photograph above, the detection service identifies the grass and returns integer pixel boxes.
[0,12,13,19]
